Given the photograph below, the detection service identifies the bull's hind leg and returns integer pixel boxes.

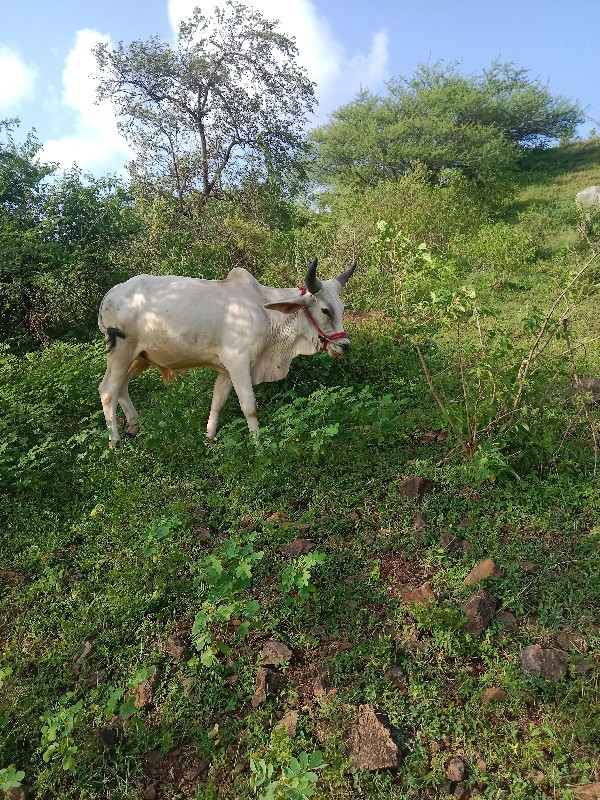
[118,357,151,437]
[206,373,233,440]
[99,338,138,448]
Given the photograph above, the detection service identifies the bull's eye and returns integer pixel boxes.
[321,308,331,317]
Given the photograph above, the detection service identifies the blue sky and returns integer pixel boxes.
[1,0,599,176]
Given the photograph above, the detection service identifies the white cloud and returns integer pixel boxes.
[0,45,37,111]
[40,29,133,173]
[167,0,389,122]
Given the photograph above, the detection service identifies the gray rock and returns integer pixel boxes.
[347,704,402,771]
[97,716,123,751]
[251,667,286,707]
[279,538,314,556]
[496,609,519,631]
[464,558,502,585]
[519,644,568,682]
[260,639,292,666]
[482,686,507,702]
[446,756,467,782]
[275,709,299,737]
[400,476,436,499]
[573,782,600,799]
[384,665,408,693]
[568,377,600,401]
[462,590,497,636]
[132,669,161,709]
[166,634,191,663]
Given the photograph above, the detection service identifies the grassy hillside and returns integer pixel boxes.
[1,143,599,800]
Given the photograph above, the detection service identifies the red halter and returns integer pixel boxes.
[298,286,349,351]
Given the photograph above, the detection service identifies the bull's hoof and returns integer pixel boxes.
[109,438,122,450]
[125,424,140,437]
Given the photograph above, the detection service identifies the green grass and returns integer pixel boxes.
[1,142,600,799]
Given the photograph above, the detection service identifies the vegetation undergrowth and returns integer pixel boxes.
[1,13,600,796]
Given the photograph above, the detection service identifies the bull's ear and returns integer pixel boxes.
[264,295,311,314]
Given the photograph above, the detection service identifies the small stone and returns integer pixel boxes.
[180,676,200,702]
[462,590,497,636]
[0,568,31,584]
[555,628,587,652]
[519,645,568,682]
[97,717,123,751]
[572,657,595,676]
[454,781,468,799]
[266,511,288,522]
[251,667,269,707]
[279,539,314,556]
[528,769,547,787]
[412,512,428,532]
[439,531,471,555]
[569,377,600,401]
[347,704,401,771]
[522,561,537,573]
[260,639,292,666]
[446,756,467,782]
[395,626,425,653]
[190,505,209,519]
[194,526,212,543]
[496,609,518,631]
[400,476,436,499]
[143,785,157,800]
[275,710,299,737]
[573,782,600,799]
[144,748,162,766]
[482,686,507,702]
[166,634,190,663]
[384,666,407,692]
[475,758,487,772]
[397,582,436,605]
[251,667,286,707]
[133,669,161,709]
[4,787,32,800]
[464,558,502,585]
[78,670,106,688]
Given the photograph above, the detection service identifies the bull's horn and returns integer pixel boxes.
[336,261,357,288]
[305,258,322,294]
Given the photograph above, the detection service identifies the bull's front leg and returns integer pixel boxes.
[206,373,233,440]
[226,362,260,436]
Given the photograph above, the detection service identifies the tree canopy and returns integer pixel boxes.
[95,1,316,216]
[310,61,584,191]
[0,120,137,344]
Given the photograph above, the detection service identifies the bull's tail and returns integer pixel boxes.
[105,327,127,353]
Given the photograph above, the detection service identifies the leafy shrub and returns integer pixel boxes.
[191,537,263,667]
[455,222,536,285]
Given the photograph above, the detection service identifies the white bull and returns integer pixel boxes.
[576,185,600,204]
[98,258,356,447]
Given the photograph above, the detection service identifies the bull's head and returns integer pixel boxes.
[265,258,356,357]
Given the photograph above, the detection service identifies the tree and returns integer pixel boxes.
[94,1,316,217]
[310,61,583,191]
[0,120,137,345]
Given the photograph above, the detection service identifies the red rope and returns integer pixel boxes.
[298,286,348,350]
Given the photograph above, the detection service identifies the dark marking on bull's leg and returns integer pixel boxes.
[106,327,126,353]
